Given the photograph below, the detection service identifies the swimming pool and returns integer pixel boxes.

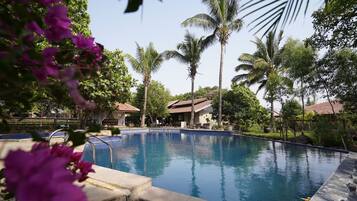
[83,131,345,201]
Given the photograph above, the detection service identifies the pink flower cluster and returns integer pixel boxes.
[4,143,94,201]
[20,0,103,109]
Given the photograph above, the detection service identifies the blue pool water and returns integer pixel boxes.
[83,131,344,201]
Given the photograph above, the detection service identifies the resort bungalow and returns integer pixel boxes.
[102,103,140,126]
[305,101,343,115]
[167,98,213,127]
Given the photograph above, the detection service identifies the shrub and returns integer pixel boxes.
[111,128,121,135]
[87,124,102,133]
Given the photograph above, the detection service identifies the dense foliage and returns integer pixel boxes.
[80,50,133,123]
[0,0,103,121]
[173,86,219,101]
[309,0,357,50]
[311,49,357,113]
[134,81,170,125]
[212,84,268,131]
[281,100,302,120]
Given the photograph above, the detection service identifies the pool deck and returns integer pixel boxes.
[311,152,357,201]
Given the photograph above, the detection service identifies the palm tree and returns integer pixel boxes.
[232,31,284,131]
[164,32,214,127]
[182,0,243,127]
[126,43,164,127]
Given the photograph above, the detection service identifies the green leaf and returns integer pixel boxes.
[67,130,87,147]
[124,0,143,13]
[30,132,48,142]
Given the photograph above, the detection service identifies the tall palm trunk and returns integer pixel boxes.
[301,77,305,135]
[270,99,274,131]
[218,42,224,127]
[141,83,148,127]
[190,76,195,128]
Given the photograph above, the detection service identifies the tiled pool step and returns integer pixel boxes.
[89,165,152,199]
[88,165,205,201]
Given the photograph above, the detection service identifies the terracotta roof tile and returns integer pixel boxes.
[305,101,343,115]
[171,98,207,107]
[169,100,212,114]
[115,103,140,113]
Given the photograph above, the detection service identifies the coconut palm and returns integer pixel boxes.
[232,31,284,130]
[126,43,164,127]
[164,32,214,127]
[182,0,243,127]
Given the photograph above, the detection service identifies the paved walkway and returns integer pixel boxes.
[312,153,357,201]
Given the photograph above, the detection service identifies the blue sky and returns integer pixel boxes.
[88,0,322,108]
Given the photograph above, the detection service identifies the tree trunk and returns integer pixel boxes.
[270,99,275,131]
[301,77,305,135]
[218,42,225,127]
[141,83,148,127]
[190,76,195,128]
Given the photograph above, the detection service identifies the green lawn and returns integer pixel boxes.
[242,130,316,142]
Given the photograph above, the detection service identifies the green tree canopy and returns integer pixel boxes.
[80,50,133,122]
[309,0,357,50]
[134,81,171,124]
[212,84,268,131]
[173,86,219,101]
[312,49,357,113]
[281,38,315,133]
[281,99,302,120]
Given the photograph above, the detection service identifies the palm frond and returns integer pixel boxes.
[241,0,314,36]
[238,53,255,64]
[232,73,250,83]
[226,0,239,21]
[229,18,243,32]
[182,13,218,30]
[163,50,188,64]
[203,0,224,22]
[126,54,142,74]
[201,32,217,50]
[256,79,267,93]
[235,64,253,72]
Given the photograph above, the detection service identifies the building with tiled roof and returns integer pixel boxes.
[305,101,343,115]
[101,103,140,126]
[167,98,213,127]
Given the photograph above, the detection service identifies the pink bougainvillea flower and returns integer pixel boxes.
[26,21,44,35]
[39,0,62,6]
[51,144,74,163]
[42,47,58,58]
[67,83,96,109]
[45,6,71,29]
[44,6,72,41]
[71,152,83,162]
[76,161,95,182]
[72,34,95,50]
[45,26,72,42]
[4,143,90,201]
[22,54,39,67]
